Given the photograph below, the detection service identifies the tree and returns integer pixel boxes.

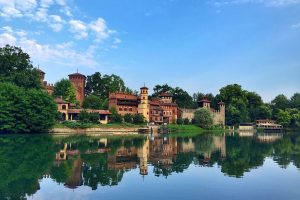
[82,95,103,109]
[109,107,123,123]
[194,108,213,129]
[0,82,57,133]
[0,45,41,89]
[132,114,145,124]
[276,109,292,127]
[124,114,133,123]
[177,118,183,125]
[53,78,79,106]
[183,118,190,125]
[79,111,99,124]
[271,94,290,111]
[85,72,132,109]
[291,93,300,110]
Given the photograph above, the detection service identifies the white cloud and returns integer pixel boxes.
[89,18,111,42]
[0,28,98,68]
[291,23,300,29]
[211,0,300,7]
[0,33,17,46]
[15,0,37,12]
[69,20,88,39]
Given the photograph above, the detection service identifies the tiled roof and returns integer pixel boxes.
[68,72,86,77]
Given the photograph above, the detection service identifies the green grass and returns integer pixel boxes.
[168,124,203,132]
[53,122,146,129]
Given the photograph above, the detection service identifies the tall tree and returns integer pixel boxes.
[53,78,79,106]
[0,82,57,133]
[0,45,40,89]
[290,93,300,110]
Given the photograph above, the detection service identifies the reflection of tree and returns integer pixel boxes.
[0,136,56,199]
[273,134,300,169]
[219,136,273,178]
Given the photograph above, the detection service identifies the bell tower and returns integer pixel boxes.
[68,71,86,105]
[138,86,149,122]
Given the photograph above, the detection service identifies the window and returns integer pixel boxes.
[129,108,132,111]
[119,108,123,111]
[124,108,127,111]
[62,105,67,110]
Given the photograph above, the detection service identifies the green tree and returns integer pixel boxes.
[0,82,57,133]
[0,45,41,89]
[109,107,123,123]
[271,94,290,118]
[177,118,183,125]
[82,95,104,109]
[132,114,145,124]
[290,93,300,110]
[183,118,190,125]
[124,113,133,123]
[194,108,213,129]
[53,78,79,106]
[276,109,292,127]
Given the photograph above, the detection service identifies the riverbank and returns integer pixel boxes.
[168,124,225,133]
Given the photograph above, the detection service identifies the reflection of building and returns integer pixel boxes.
[138,140,149,175]
[109,87,178,124]
[149,137,177,167]
[55,96,111,124]
[180,97,225,126]
[256,133,283,143]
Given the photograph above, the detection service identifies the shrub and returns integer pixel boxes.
[194,108,213,129]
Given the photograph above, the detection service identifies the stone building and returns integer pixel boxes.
[180,97,225,126]
[55,96,111,124]
[37,68,54,95]
[109,86,178,124]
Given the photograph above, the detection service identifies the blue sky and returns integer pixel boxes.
[0,0,300,102]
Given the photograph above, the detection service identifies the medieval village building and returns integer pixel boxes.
[109,86,178,124]
[181,97,226,126]
[38,69,111,124]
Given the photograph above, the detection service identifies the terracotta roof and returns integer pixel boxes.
[140,86,148,90]
[55,97,68,104]
[199,97,211,103]
[68,109,111,115]
[218,101,225,105]
[68,72,86,78]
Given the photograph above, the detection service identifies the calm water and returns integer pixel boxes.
[0,132,300,200]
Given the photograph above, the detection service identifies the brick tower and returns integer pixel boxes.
[138,86,150,122]
[68,72,86,105]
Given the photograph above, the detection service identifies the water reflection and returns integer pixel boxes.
[0,132,300,199]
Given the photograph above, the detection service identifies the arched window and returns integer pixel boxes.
[62,105,67,110]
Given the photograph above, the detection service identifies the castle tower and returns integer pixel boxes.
[36,68,45,86]
[199,97,211,109]
[160,92,173,104]
[218,101,226,125]
[138,86,150,122]
[68,72,86,105]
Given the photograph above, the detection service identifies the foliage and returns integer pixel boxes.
[62,121,94,129]
[194,108,214,129]
[0,45,41,89]
[109,107,123,123]
[0,82,57,133]
[85,72,132,108]
[290,93,300,110]
[82,95,105,109]
[183,118,190,125]
[124,113,133,123]
[132,113,145,124]
[53,78,79,106]
[177,118,183,125]
[78,110,100,124]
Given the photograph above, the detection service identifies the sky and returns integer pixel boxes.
[0,0,300,102]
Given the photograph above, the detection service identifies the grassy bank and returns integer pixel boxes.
[168,124,226,136]
[53,122,146,129]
